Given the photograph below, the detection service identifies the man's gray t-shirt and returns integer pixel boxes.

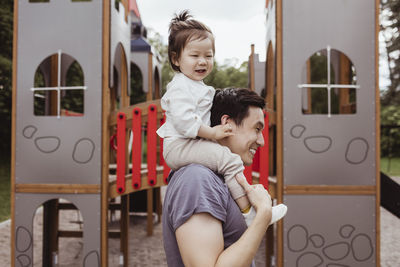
[162,164,253,266]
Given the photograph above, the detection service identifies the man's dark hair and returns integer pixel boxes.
[210,88,266,127]
[168,10,215,72]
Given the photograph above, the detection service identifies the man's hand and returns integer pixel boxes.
[235,175,272,214]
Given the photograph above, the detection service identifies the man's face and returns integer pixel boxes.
[222,106,265,166]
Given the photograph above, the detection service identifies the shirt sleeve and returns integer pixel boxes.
[168,165,229,231]
[161,84,203,139]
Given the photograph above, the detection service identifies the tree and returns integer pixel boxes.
[0,1,13,161]
[381,0,400,106]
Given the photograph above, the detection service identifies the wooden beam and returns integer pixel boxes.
[146,53,153,101]
[108,171,166,199]
[284,185,377,195]
[375,0,381,265]
[121,195,129,267]
[249,44,255,91]
[58,230,83,238]
[147,188,154,236]
[15,184,101,194]
[11,0,18,265]
[101,1,111,266]
[275,1,284,266]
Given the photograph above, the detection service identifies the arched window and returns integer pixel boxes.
[130,63,146,105]
[299,46,358,116]
[33,51,86,117]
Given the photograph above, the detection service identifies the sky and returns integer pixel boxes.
[135,0,390,89]
[135,0,267,66]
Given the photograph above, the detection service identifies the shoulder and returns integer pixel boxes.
[168,164,229,201]
[165,164,230,229]
[173,164,223,185]
[167,73,189,89]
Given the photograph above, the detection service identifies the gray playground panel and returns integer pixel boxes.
[110,0,131,96]
[16,0,103,185]
[283,195,376,267]
[282,0,376,185]
[14,193,101,267]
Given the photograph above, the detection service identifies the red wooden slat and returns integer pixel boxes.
[160,113,170,184]
[147,104,157,186]
[116,112,126,194]
[132,108,142,189]
[259,111,269,189]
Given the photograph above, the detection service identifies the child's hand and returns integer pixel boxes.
[212,124,234,140]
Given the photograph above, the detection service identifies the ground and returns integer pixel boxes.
[1,181,399,266]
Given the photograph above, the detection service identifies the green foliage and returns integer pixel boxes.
[381,0,400,105]
[130,63,146,105]
[381,157,400,176]
[0,162,10,222]
[147,30,173,93]
[205,61,248,89]
[0,3,13,160]
[381,105,400,157]
[63,61,84,113]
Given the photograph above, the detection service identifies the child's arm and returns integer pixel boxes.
[197,124,234,141]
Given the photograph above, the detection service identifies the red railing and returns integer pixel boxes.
[114,104,270,194]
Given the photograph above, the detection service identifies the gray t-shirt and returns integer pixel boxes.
[162,164,254,266]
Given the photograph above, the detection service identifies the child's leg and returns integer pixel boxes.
[164,138,287,226]
[164,138,246,201]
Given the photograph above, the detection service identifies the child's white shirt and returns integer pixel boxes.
[157,73,215,143]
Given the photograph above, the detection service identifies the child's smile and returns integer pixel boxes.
[173,37,214,81]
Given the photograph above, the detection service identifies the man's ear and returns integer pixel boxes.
[220,115,231,125]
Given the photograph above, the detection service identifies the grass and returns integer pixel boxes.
[381,157,400,177]
[0,161,10,222]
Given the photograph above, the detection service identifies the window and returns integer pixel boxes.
[299,46,359,116]
[33,50,86,117]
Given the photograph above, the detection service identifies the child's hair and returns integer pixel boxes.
[168,10,215,72]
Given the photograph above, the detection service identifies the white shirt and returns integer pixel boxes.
[157,73,215,140]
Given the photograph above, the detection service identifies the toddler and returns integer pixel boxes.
[157,10,287,226]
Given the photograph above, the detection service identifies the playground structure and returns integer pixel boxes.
[10,1,272,266]
[261,0,380,266]
[10,0,380,267]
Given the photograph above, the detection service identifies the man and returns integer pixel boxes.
[162,88,273,266]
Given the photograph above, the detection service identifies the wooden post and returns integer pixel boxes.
[266,42,275,176]
[375,0,381,265]
[305,59,312,114]
[50,54,58,116]
[276,1,284,266]
[339,53,350,114]
[101,0,111,265]
[120,195,129,267]
[147,188,154,236]
[249,44,255,91]
[146,53,153,101]
[11,0,18,265]
[42,200,59,266]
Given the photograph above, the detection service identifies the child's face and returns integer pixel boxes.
[173,37,214,81]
